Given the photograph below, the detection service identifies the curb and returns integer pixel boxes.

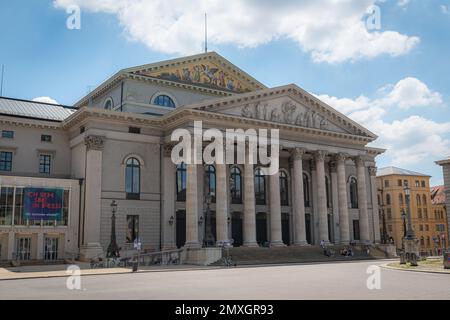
[380,263,450,275]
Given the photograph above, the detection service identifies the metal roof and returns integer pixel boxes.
[0,97,76,122]
[377,166,431,177]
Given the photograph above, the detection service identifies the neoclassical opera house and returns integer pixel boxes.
[0,52,384,262]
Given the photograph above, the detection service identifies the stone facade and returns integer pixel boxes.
[0,52,384,262]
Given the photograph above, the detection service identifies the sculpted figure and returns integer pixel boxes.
[281,101,296,124]
[241,104,253,118]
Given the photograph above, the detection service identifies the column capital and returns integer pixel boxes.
[369,166,378,176]
[290,147,306,161]
[335,153,349,163]
[84,135,104,151]
[314,150,327,162]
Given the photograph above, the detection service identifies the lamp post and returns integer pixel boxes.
[203,193,215,247]
[106,200,120,258]
[402,185,419,266]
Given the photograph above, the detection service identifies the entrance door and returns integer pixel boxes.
[44,237,59,261]
[256,213,268,246]
[305,214,312,244]
[231,212,243,247]
[353,220,360,241]
[282,213,290,245]
[176,210,186,248]
[16,237,31,261]
[327,214,334,243]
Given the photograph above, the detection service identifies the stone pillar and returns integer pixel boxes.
[435,158,450,244]
[185,163,201,248]
[243,162,258,247]
[356,156,370,243]
[330,161,339,243]
[292,148,308,245]
[269,171,284,246]
[162,145,176,250]
[369,166,381,243]
[216,163,229,245]
[336,153,350,244]
[37,233,44,260]
[315,151,329,244]
[80,135,105,261]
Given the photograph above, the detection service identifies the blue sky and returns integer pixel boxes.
[0,0,449,185]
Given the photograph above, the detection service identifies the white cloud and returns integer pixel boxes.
[32,96,59,104]
[53,0,419,63]
[441,5,449,14]
[316,78,450,167]
[398,0,410,7]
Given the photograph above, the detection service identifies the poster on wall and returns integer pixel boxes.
[23,188,63,221]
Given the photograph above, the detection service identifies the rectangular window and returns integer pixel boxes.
[44,237,59,261]
[1,130,14,139]
[0,151,12,171]
[415,180,420,187]
[421,181,426,188]
[128,127,141,134]
[39,154,51,174]
[41,134,52,142]
[398,179,402,187]
[387,208,392,220]
[384,180,390,187]
[13,188,24,225]
[126,215,139,243]
[403,180,408,187]
[15,237,32,260]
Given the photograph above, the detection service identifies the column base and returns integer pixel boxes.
[293,240,310,246]
[79,243,104,262]
[270,240,286,247]
[243,241,259,248]
[340,240,351,245]
[162,244,178,251]
[183,242,202,249]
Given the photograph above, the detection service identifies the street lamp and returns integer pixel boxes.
[402,185,419,266]
[401,210,407,239]
[403,186,415,239]
[106,200,120,258]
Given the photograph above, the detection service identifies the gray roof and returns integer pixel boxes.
[0,97,76,122]
[377,166,430,177]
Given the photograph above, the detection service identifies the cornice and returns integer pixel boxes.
[0,114,62,130]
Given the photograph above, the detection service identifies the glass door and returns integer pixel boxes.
[44,237,59,260]
[16,237,31,260]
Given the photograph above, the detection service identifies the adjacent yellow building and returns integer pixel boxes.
[376,167,447,256]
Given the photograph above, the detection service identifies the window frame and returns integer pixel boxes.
[125,157,141,200]
[0,151,13,171]
[230,166,242,204]
[39,154,52,174]
[254,167,266,205]
[153,94,176,108]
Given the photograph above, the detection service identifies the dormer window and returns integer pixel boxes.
[153,95,176,108]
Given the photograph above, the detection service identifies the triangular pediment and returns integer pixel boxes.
[191,85,377,139]
[125,52,266,94]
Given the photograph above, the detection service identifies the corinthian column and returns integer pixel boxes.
[216,163,229,245]
[185,163,201,248]
[336,153,350,244]
[356,156,370,243]
[80,135,105,261]
[292,148,308,245]
[315,151,329,244]
[243,162,258,247]
[269,170,284,246]
[369,166,381,243]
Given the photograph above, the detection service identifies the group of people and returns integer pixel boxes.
[340,246,354,257]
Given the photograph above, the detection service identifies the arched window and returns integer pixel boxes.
[350,177,358,208]
[325,176,331,208]
[303,173,310,207]
[377,194,381,206]
[255,168,266,205]
[399,193,404,206]
[386,193,391,206]
[125,158,140,199]
[280,171,289,206]
[205,165,216,202]
[153,95,176,108]
[416,194,421,206]
[422,194,427,206]
[104,98,114,110]
[176,163,187,201]
[230,166,242,204]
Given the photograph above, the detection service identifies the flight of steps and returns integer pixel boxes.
[212,245,388,266]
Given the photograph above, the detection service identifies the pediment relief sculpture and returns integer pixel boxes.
[240,100,342,132]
